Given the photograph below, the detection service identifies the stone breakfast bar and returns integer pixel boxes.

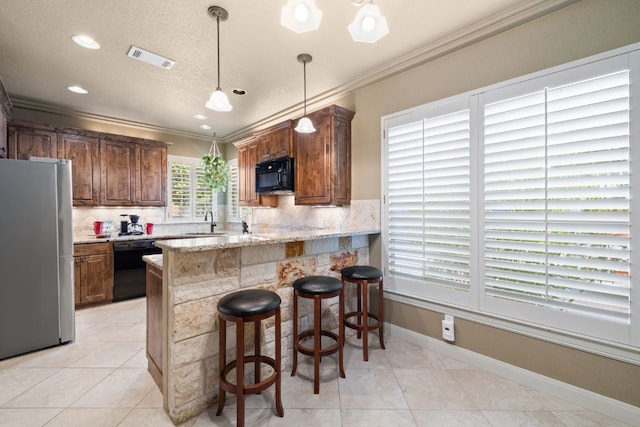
[151,228,379,424]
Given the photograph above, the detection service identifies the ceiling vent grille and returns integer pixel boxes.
[127,46,175,70]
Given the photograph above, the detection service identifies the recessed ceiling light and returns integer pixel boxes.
[200,124,212,130]
[232,88,247,95]
[194,114,207,120]
[71,35,101,49]
[68,85,88,94]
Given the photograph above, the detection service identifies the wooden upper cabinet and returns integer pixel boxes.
[235,137,277,208]
[7,125,58,160]
[137,144,167,206]
[58,133,100,206]
[100,139,137,206]
[294,105,354,206]
[256,121,293,162]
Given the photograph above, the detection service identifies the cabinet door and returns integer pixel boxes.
[137,144,167,206]
[58,133,100,206]
[333,114,352,206]
[7,126,57,160]
[237,141,277,207]
[81,253,113,304]
[294,110,333,205]
[100,139,136,205]
[146,264,163,388]
[256,122,292,162]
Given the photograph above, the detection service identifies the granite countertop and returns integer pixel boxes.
[154,228,380,252]
[142,254,162,269]
[73,230,225,244]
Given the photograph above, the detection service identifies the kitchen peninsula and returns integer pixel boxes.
[151,228,379,424]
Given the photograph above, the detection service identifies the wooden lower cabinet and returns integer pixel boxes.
[146,263,163,389]
[74,243,113,306]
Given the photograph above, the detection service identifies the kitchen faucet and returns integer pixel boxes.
[204,209,217,233]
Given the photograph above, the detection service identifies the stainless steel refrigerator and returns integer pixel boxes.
[0,158,75,359]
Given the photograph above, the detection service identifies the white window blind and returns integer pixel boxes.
[387,108,471,293]
[227,159,240,221]
[167,156,215,222]
[483,70,630,321]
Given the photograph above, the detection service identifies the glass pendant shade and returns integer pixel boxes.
[295,116,316,133]
[348,3,389,43]
[281,0,322,33]
[205,88,233,112]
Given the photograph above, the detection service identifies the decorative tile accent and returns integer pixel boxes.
[330,250,359,272]
[285,241,304,258]
[339,236,352,249]
[277,258,318,287]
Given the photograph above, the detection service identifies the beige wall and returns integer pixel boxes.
[355,0,640,408]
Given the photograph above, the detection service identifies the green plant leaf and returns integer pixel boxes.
[201,154,229,192]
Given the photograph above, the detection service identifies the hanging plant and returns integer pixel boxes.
[201,138,229,192]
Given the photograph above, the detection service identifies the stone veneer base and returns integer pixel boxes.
[159,232,376,424]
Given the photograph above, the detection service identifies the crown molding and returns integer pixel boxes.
[10,97,212,142]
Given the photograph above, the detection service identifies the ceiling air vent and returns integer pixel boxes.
[127,46,175,70]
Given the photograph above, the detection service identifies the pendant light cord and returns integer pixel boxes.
[303,60,307,116]
[216,14,221,90]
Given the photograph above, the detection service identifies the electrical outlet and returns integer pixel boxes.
[442,314,455,341]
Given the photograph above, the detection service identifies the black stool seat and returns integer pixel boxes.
[293,276,343,295]
[218,289,281,317]
[341,265,382,281]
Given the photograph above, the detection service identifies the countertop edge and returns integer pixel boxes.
[154,229,381,252]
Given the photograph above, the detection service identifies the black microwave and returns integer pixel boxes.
[255,156,294,194]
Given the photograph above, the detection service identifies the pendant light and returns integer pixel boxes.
[281,0,323,33]
[294,53,316,134]
[205,6,232,112]
[348,0,389,43]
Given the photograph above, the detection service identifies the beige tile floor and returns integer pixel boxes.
[0,298,631,427]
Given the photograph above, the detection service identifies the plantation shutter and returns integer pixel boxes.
[227,159,239,220]
[168,159,191,219]
[167,156,216,221]
[195,164,214,218]
[483,70,631,320]
[387,108,471,291]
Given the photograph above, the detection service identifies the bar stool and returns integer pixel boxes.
[291,276,345,394]
[216,289,284,427]
[341,265,385,361]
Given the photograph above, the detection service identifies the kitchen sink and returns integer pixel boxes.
[185,232,227,236]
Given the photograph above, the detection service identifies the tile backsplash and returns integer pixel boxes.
[72,197,380,236]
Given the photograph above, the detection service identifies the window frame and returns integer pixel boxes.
[166,155,216,223]
[382,42,640,353]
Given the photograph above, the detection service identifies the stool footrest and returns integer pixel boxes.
[219,355,278,395]
[344,311,382,331]
[294,330,340,357]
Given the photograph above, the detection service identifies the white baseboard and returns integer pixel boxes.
[386,323,640,426]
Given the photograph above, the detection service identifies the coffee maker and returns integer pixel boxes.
[119,213,144,235]
[127,214,144,235]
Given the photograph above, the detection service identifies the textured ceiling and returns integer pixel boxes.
[0,0,575,142]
